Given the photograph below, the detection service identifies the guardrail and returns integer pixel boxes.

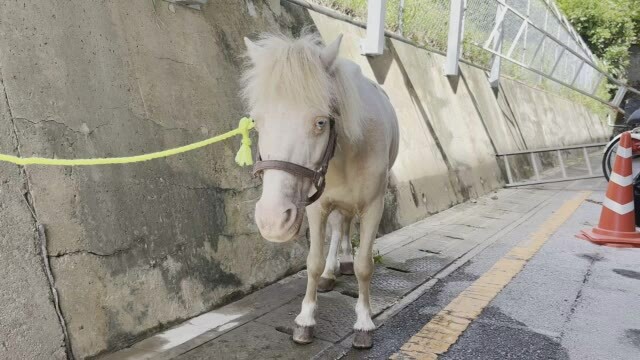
[496,143,606,187]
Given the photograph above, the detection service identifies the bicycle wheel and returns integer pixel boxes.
[602,135,640,181]
[602,137,619,182]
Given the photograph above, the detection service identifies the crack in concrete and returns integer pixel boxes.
[448,223,486,229]
[162,181,260,193]
[133,74,151,121]
[0,67,75,360]
[220,232,258,238]
[50,246,134,258]
[559,253,597,340]
[0,77,39,225]
[37,226,75,360]
[137,115,191,132]
[15,117,81,135]
[480,215,502,220]
[585,198,603,205]
[14,117,111,136]
[154,56,194,66]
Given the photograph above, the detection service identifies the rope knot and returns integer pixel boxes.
[235,117,255,166]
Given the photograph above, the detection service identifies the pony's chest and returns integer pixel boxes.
[322,141,389,210]
[323,171,383,213]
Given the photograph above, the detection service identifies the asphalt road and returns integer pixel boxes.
[339,179,640,360]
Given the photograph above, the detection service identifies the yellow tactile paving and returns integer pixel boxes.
[390,191,591,360]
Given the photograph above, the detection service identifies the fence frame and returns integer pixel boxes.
[444,0,466,76]
[360,0,387,55]
[289,0,639,112]
[467,0,640,110]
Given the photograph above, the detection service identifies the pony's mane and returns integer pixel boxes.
[241,32,365,142]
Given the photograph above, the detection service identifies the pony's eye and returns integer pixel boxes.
[315,118,327,130]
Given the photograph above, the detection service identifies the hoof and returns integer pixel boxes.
[317,277,336,292]
[292,325,314,345]
[340,262,355,275]
[352,330,373,349]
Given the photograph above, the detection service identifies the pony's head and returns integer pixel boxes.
[241,32,360,242]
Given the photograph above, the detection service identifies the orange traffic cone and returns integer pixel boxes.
[578,132,640,248]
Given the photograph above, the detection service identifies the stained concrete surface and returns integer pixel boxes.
[104,182,565,359]
[178,322,333,360]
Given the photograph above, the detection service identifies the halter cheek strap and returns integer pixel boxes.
[252,119,338,206]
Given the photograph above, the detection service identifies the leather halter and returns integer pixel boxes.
[252,119,338,206]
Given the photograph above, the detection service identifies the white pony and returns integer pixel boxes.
[242,32,399,349]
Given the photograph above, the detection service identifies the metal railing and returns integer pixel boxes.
[304,0,640,112]
[463,0,637,111]
[496,143,606,187]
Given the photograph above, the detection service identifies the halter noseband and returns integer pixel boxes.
[252,119,338,207]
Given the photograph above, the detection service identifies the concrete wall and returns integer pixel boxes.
[310,11,608,227]
[0,1,609,358]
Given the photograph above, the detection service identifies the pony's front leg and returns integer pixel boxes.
[353,197,384,349]
[293,203,328,344]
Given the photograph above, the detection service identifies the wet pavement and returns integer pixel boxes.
[340,179,640,360]
[103,177,640,360]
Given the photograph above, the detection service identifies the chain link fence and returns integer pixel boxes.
[305,0,639,113]
[464,0,610,104]
[311,0,450,52]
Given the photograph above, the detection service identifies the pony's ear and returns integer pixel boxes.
[320,34,343,70]
[244,37,260,60]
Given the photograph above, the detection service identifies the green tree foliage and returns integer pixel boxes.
[557,0,639,79]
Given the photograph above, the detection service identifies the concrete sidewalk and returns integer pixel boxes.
[103,182,575,360]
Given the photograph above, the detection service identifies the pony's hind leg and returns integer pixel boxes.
[293,203,328,345]
[352,197,384,349]
[318,212,342,292]
[339,215,354,275]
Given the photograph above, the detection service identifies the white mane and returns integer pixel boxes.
[241,32,365,143]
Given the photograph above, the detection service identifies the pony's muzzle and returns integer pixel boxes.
[255,199,301,242]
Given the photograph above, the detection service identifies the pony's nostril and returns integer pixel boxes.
[283,207,294,224]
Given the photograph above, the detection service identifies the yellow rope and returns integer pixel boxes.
[0,117,255,167]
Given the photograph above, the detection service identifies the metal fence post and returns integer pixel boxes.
[360,0,387,56]
[570,60,585,87]
[444,0,465,76]
[506,21,528,58]
[612,86,628,108]
[522,0,531,63]
[590,74,604,95]
[398,0,405,36]
[549,48,565,77]
[488,4,506,88]
[537,8,549,84]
